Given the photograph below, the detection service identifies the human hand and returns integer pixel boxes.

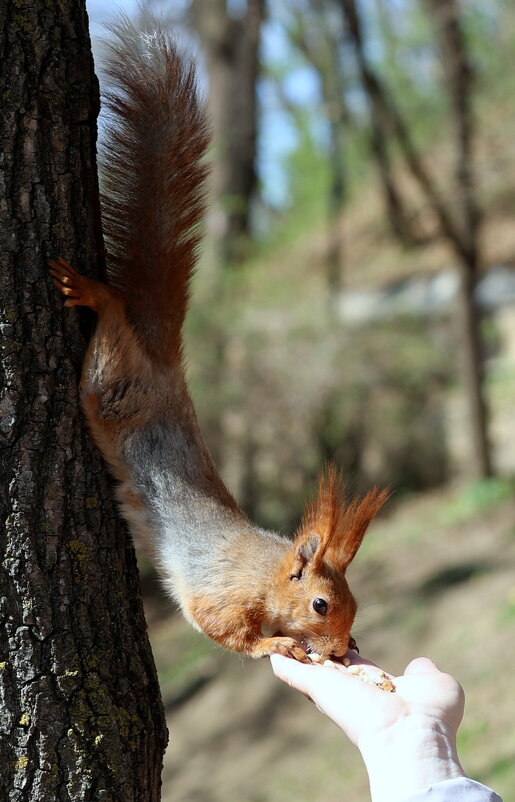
[270,652,466,802]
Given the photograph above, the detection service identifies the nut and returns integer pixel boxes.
[345,663,396,692]
[307,653,324,663]
[376,672,396,693]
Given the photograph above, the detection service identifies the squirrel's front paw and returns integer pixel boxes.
[253,636,310,663]
[273,638,311,663]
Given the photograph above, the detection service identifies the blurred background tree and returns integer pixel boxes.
[89,0,515,538]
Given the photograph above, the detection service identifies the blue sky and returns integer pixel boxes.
[87,0,139,37]
[85,0,317,207]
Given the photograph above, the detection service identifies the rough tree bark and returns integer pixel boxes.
[341,0,492,478]
[0,2,168,800]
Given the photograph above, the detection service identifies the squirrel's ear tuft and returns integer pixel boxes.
[330,486,390,568]
[294,464,344,553]
[290,533,320,578]
[295,464,389,570]
[298,533,320,562]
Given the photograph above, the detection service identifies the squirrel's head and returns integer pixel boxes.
[271,467,388,659]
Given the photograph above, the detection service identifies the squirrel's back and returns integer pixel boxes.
[100,16,210,363]
[50,15,388,663]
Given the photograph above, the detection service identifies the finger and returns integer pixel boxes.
[270,653,380,702]
[270,653,394,744]
[404,657,440,676]
[270,653,319,695]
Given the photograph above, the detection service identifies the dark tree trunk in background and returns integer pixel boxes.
[288,0,348,307]
[373,0,398,74]
[193,0,264,268]
[425,0,492,477]
[341,0,492,478]
[0,2,168,800]
[341,0,435,246]
[191,0,264,476]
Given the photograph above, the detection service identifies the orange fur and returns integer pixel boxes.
[295,465,389,569]
[49,17,389,662]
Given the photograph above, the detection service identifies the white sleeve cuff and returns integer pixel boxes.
[401,777,503,802]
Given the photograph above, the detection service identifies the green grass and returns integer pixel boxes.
[150,483,515,802]
[498,586,515,626]
[435,477,515,527]
[153,624,220,703]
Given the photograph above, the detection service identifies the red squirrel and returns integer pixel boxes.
[49,17,388,664]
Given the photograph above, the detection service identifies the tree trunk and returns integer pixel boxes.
[193,0,264,269]
[425,0,492,477]
[457,267,492,477]
[308,0,348,303]
[0,2,168,800]
[191,0,264,470]
[342,0,440,246]
[287,0,348,305]
[341,0,493,478]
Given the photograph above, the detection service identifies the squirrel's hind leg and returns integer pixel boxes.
[49,258,117,314]
[49,257,148,426]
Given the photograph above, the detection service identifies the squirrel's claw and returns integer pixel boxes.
[252,636,311,663]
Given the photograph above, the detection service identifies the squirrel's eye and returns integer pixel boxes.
[312,597,328,616]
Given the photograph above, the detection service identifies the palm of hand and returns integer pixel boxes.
[271,654,464,749]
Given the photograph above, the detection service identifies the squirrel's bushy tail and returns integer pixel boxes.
[100,15,210,362]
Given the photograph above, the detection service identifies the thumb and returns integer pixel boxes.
[404,657,440,676]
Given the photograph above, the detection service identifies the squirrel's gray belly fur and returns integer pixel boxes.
[120,419,290,600]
